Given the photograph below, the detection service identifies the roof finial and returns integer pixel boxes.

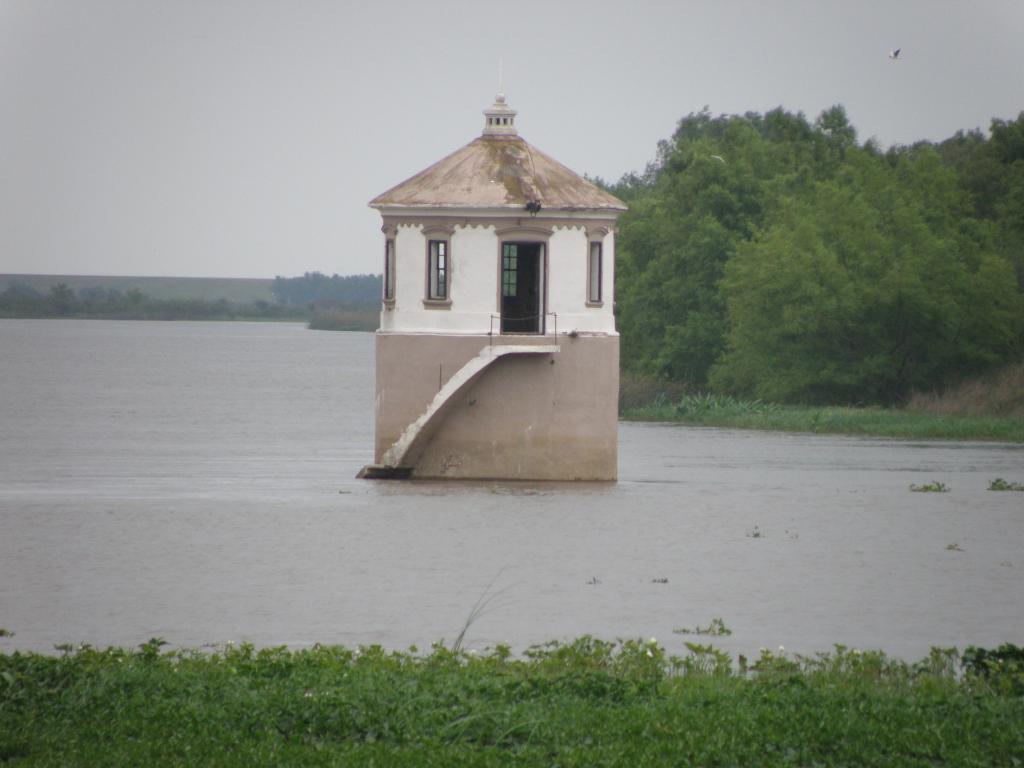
[482,72,517,137]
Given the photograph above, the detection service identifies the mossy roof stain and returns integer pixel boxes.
[369,136,626,211]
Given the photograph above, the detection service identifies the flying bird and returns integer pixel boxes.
[889,48,901,60]
[710,155,726,163]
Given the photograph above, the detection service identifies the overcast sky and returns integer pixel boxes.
[1,0,1022,279]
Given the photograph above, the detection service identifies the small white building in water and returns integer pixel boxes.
[360,93,627,480]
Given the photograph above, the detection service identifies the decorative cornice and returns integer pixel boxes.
[382,214,617,234]
[421,222,456,238]
[492,223,554,240]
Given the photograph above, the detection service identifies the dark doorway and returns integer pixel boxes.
[501,242,543,334]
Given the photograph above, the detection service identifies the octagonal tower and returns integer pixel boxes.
[360,93,626,480]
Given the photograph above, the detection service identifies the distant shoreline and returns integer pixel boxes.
[0,273,276,303]
[0,310,378,332]
[0,272,380,331]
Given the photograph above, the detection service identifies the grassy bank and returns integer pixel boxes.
[621,392,1024,442]
[1,638,1021,766]
[619,364,1024,442]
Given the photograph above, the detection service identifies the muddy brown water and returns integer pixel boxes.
[1,319,1021,660]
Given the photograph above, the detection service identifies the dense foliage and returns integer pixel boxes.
[613,107,1024,404]
[1,638,1021,766]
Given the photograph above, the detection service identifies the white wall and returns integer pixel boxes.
[379,220,617,335]
[546,227,615,335]
[451,226,498,317]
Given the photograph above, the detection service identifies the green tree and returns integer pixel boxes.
[938,113,1024,289]
[711,150,1022,403]
[614,109,788,386]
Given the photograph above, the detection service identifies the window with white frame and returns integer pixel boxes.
[588,241,602,304]
[427,239,448,300]
[384,238,396,301]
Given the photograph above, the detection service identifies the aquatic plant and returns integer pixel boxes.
[988,477,1024,491]
[962,643,1024,695]
[910,481,950,492]
[672,393,782,418]
[2,638,1023,765]
[673,618,733,637]
[673,641,733,676]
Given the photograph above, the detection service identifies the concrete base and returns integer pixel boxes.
[372,332,619,480]
[356,465,414,480]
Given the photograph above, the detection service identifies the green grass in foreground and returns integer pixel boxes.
[622,393,1024,442]
[2,638,1022,766]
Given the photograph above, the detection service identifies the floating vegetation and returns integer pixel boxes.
[946,543,965,552]
[910,481,949,493]
[651,577,669,584]
[674,617,732,636]
[988,478,1024,491]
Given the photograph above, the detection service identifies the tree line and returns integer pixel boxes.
[271,272,380,307]
[0,272,383,324]
[0,282,306,321]
[610,106,1024,405]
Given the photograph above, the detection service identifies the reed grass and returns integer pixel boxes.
[2,638,1021,766]
[908,361,1024,420]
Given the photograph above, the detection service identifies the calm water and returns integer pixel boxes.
[1,319,1022,661]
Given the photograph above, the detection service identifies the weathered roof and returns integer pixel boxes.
[368,135,627,212]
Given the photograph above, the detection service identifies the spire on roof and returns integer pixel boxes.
[482,90,517,137]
